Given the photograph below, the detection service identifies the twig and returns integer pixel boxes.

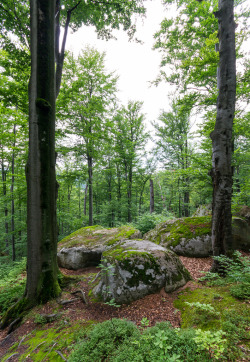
[71,289,88,305]
[58,298,78,305]
[7,317,22,334]
[39,313,61,322]
[31,341,46,353]
[55,350,68,361]
[91,271,101,284]
[18,331,33,348]
[5,353,19,361]
[41,342,57,362]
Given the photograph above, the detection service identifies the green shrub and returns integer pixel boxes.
[135,213,173,235]
[200,252,250,297]
[68,319,140,362]
[230,282,250,300]
[69,320,211,362]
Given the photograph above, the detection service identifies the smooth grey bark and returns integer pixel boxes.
[26,0,60,302]
[210,0,236,270]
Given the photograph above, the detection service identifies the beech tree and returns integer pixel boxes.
[114,101,148,223]
[1,0,58,328]
[57,49,117,226]
[210,0,236,271]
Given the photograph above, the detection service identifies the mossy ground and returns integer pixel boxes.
[2,319,95,361]
[174,283,250,333]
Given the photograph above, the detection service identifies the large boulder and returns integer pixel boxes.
[232,205,250,251]
[92,239,191,304]
[144,207,250,257]
[144,217,212,257]
[57,225,141,270]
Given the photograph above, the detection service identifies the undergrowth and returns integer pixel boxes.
[0,257,27,317]
[68,319,211,362]
[200,251,250,300]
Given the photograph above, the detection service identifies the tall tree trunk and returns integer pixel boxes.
[150,179,154,214]
[210,0,236,271]
[84,182,88,216]
[116,164,121,221]
[11,124,16,261]
[2,163,8,254]
[127,166,132,223]
[87,155,93,226]
[26,0,60,302]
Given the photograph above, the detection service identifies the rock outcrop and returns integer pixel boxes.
[144,206,250,257]
[92,239,191,304]
[144,217,212,257]
[57,225,141,270]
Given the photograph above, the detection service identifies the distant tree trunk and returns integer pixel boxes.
[156,177,166,211]
[25,0,60,302]
[87,155,93,226]
[150,179,154,214]
[139,177,149,215]
[183,186,189,217]
[127,166,132,223]
[84,182,88,216]
[2,162,9,254]
[11,124,16,261]
[210,0,236,271]
[116,163,121,221]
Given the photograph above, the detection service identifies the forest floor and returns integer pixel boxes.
[0,254,249,361]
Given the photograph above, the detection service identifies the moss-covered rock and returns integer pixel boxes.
[144,217,212,257]
[144,207,250,257]
[57,226,141,270]
[92,239,191,304]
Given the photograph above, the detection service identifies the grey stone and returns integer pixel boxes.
[92,239,191,304]
[57,225,141,270]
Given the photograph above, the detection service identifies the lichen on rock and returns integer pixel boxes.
[57,225,141,270]
[92,239,191,304]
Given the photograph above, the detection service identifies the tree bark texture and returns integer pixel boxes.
[210,0,236,266]
[26,0,60,303]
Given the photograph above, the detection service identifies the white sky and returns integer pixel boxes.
[67,0,172,130]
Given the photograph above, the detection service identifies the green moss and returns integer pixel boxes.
[58,225,103,249]
[58,225,140,250]
[102,246,162,287]
[2,320,96,361]
[151,216,212,247]
[174,284,250,331]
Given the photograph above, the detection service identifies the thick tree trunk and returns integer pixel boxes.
[150,179,154,214]
[210,0,236,271]
[26,0,60,302]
